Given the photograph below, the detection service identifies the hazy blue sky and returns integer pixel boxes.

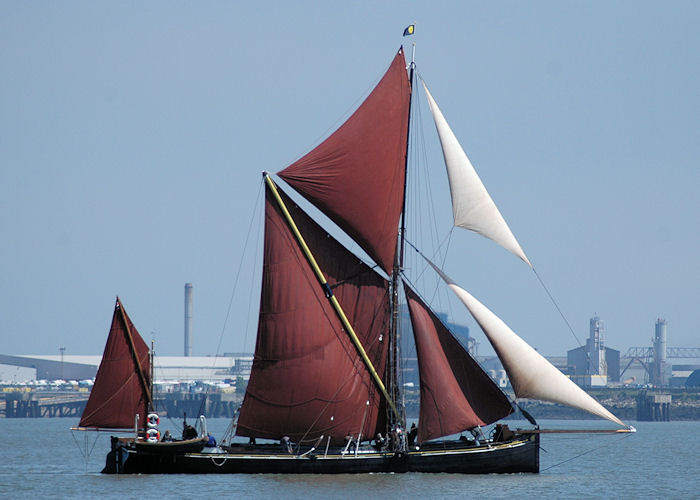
[2,1,698,358]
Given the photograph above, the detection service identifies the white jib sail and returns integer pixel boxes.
[423,82,531,267]
[428,261,625,427]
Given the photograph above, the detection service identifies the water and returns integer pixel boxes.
[0,418,696,499]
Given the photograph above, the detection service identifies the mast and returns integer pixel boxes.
[389,43,415,434]
[150,339,155,414]
[399,43,416,271]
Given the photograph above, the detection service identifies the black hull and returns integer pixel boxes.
[103,434,539,474]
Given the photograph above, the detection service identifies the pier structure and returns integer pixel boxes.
[636,391,671,421]
[0,390,243,419]
[1,391,89,418]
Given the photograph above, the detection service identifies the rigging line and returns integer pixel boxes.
[87,430,101,459]
[540,431,634,472]
[403,232,453,285]
[70,429,87,459]
[193,181,265,421]
[407,77,445,273]
[429,229,453,308]
[216,179,265,357]
[243,186,265,353]
[531,266,585,348]
[294,376,378,454]
[70,428,101,465]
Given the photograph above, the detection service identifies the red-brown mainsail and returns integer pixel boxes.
[235,185,390,444]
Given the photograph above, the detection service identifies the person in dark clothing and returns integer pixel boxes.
[161,430,174,442]
[373,433,385,451]
[183,424,198,440]
[280,435,292,453]
[408,423,418,447]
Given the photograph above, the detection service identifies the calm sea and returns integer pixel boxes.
[0,418,696,499]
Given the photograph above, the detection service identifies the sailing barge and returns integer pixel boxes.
[75,43,632,474]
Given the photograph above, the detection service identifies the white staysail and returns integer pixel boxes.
[423,82,531,267]
[428,261,625,427]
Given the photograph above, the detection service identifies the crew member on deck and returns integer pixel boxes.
[408,423,418,447]
[205,433,217,447]
[281,436,292,453]
[373,432,385,451]
[183,424,198,440]
[470,426,484,446]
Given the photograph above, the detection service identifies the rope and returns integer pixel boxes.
[532,267,584,348]
[210,456,229,467]
[531,265,600,375]
[193,181,265,425]
[540,431,634,472]
[217,180,264,355]
[70,429,86,459]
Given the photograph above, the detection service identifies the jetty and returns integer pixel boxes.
[0,389,243,419]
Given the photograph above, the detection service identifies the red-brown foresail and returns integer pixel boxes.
[405,285,513,442]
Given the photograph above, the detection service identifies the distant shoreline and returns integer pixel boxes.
[404,387,700,421]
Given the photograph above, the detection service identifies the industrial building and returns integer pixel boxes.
[567,316,620,387]
[621,318,700,388]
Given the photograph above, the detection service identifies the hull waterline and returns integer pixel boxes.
[103,433,539,474]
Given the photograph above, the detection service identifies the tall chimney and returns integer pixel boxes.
[653,318,667,386]
[184,283,193,356]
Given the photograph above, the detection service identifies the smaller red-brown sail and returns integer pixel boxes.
[405,285,513,443]
[278,48,411,274]
[79,297,151,430]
